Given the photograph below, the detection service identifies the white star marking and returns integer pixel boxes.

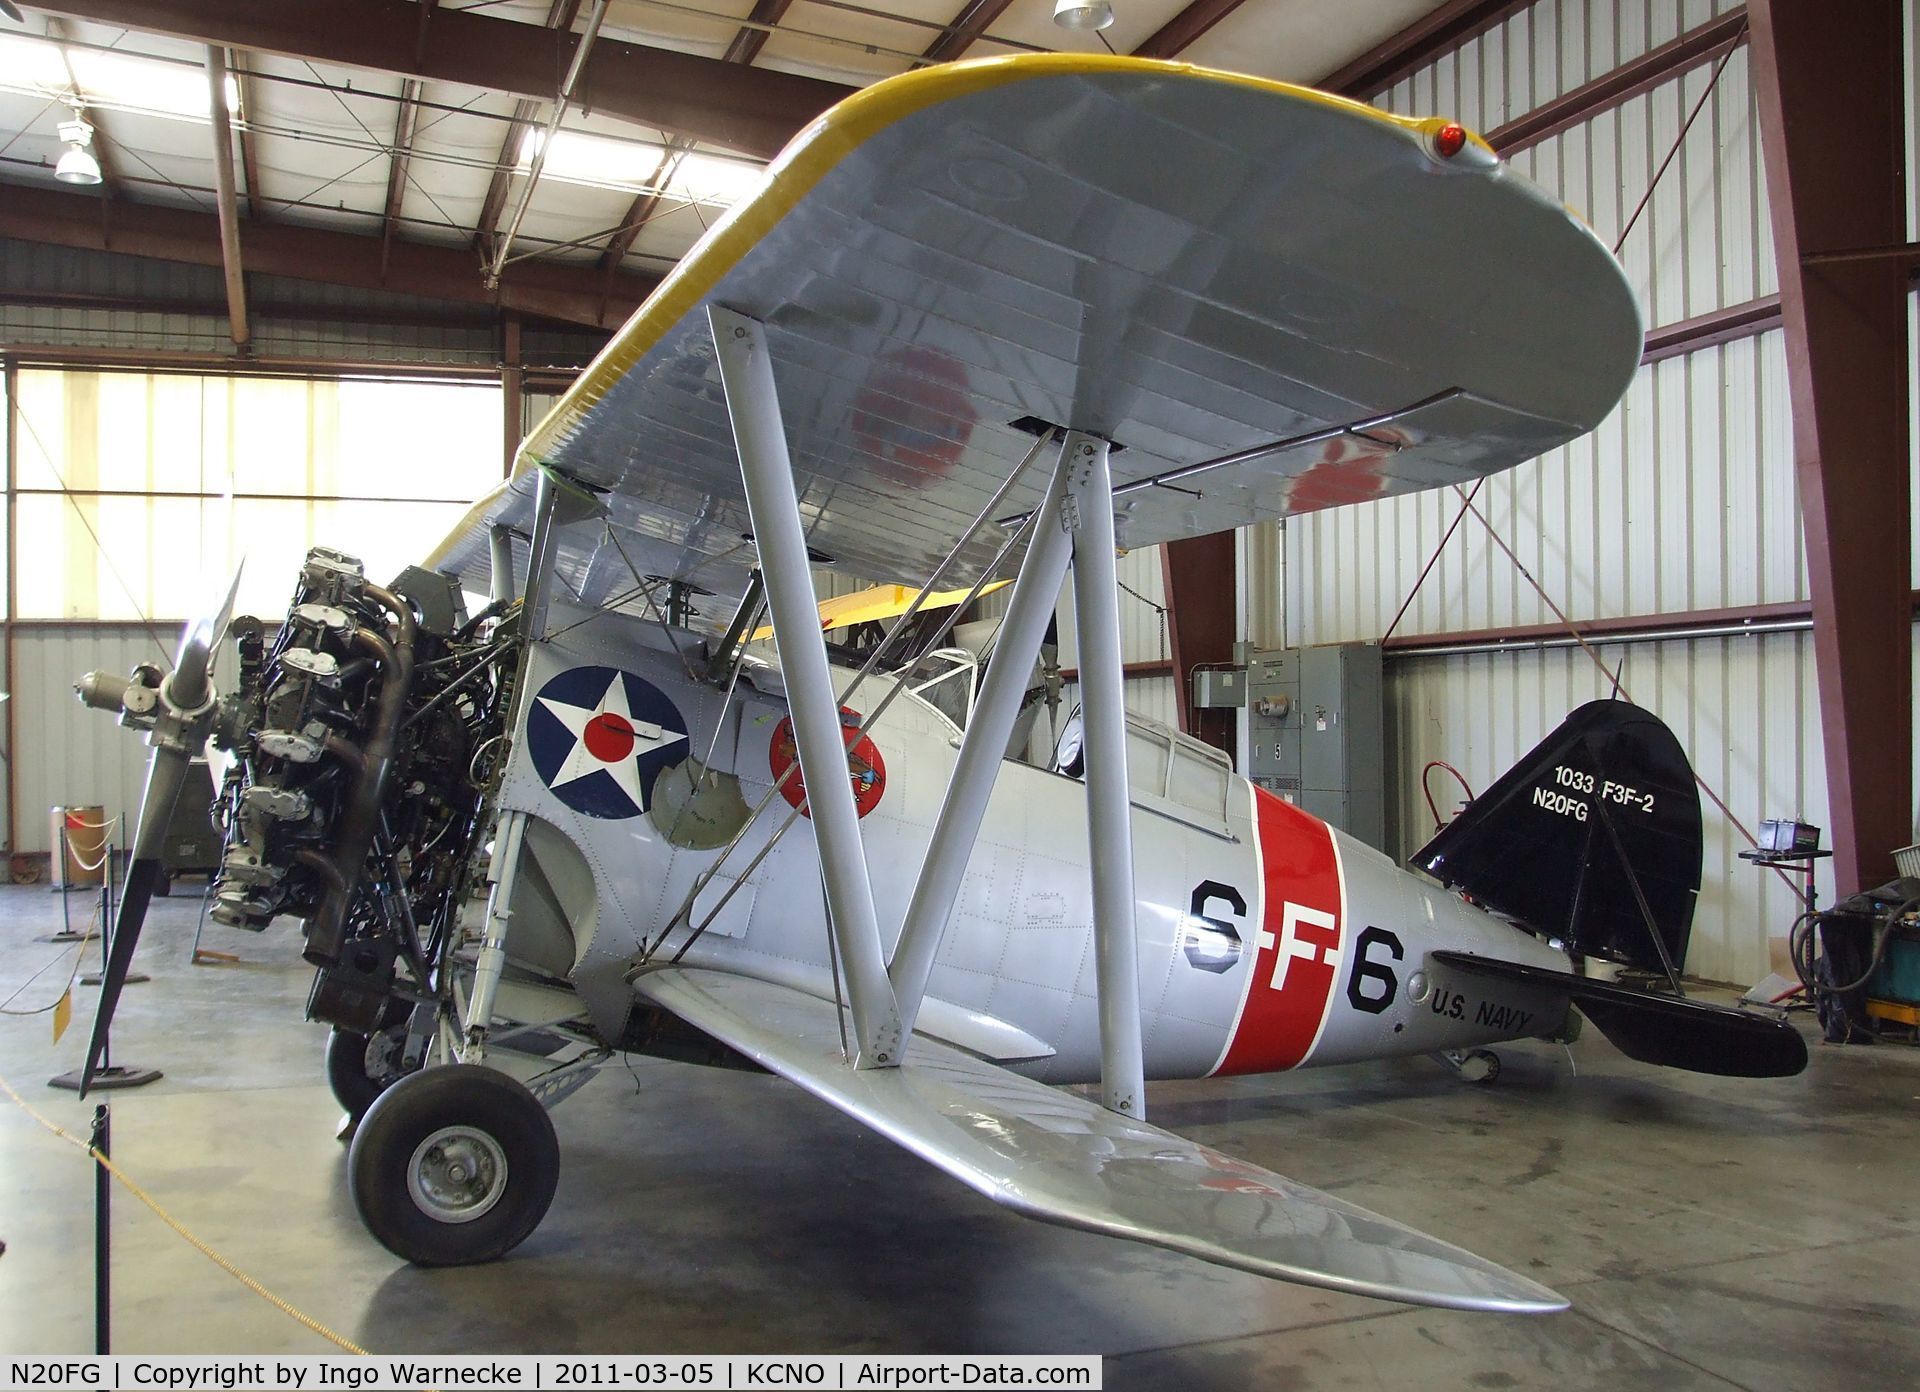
[538,670,686,811]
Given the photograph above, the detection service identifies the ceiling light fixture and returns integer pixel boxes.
[1053,0,1114,30]
[54,109,101,185]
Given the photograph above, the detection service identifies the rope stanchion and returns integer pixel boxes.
[0,1071,370,1355]
[40,821,101,945]
[90,1104,110,1355]
[66,833,120,876]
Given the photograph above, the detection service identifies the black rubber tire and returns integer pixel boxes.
[325,1002,418,1120]
[348,1065,559,1266]
[327,1027,398,1119]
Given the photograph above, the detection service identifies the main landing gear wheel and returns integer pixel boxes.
[348,1064,559,1266]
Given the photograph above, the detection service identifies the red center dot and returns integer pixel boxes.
[583,712,635,762]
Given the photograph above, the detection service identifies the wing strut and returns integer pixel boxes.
[709,306,904,1069]
[889,431,1145,1116]
[1063,434,1146,1116]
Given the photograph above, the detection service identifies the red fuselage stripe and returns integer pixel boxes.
[1214,788,1347,1076]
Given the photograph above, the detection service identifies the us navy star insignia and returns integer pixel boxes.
[528,666,690,819]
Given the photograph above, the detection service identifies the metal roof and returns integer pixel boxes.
[0,1,1467,331]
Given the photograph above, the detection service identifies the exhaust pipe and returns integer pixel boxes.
[302,585,416,966]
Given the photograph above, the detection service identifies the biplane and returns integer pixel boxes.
[74,53,1805,1317]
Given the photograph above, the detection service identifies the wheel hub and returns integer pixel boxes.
[407,1125,508,1224]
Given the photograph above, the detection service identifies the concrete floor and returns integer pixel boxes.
[1,882,1916,1389]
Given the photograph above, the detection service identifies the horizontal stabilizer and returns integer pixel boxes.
[1433,951,1807,1078]
[632,966,1565,1314]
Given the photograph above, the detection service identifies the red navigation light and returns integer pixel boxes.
[1434,123,1468,159]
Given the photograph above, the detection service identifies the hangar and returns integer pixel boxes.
[0,1,1915,1387]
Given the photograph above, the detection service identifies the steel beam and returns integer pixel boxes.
[722,0,793,67]
[379,78,421,282]
[1317,0,1533,100]
[1749,0,1910,895]
[1640,295,1781,365]
[485,0,610,288]
[475,0,580,258]
[475,98,541,256]
[0,289,492,330]
[600,0,786,281]
[709,306,902,1070]
[0,183,657,329]
[1132,0,1252,60]
[1062,434,1145,1118]
[1487,9,1747,155]
[501,313,523,477]
[598,144,681,284]
[229,49,264,220]
[27,0,853,159]
[202,45,250,350]
[919,0,1015,66]
[1161,532,1235,754]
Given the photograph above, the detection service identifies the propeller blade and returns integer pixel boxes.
[205,560,244,678]
[0,3,22,23]
[170,564,244,710]
[77,743,191,1096]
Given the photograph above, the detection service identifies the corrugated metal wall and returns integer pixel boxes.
[11,624,183,856]
[0,239,502,364]
[1284,330,1799,639]
[1,239,607,369]
[1260,0,1892,986]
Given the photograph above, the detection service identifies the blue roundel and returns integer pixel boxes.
[526,667,688,820]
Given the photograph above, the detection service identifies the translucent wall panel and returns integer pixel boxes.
[11,370,501,618]
[1386,631,1835,987]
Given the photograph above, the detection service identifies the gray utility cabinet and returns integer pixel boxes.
[1242,643,1385,851]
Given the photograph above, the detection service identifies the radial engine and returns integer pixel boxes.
[77,547,519,1033]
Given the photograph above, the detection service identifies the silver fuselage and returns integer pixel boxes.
[500,604,1570,1084]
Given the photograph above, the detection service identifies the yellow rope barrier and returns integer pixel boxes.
[0,1071,370,1355]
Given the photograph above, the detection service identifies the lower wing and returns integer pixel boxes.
[631,966,1565,1314]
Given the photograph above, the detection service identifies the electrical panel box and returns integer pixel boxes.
[1192,668,1247,708]
[1245,642,1384,851]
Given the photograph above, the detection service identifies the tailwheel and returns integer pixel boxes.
[1435,1048,1502,1084]
[348,1064,559,1266]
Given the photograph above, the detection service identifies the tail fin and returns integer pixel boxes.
[1413,700,1702,974]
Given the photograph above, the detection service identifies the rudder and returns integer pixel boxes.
[1413,700,1702,975]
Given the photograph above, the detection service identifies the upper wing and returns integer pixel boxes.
[633,965,1565,1314]
[434,54,1641,606]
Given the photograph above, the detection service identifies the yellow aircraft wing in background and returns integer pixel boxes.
[750,579,1011,641]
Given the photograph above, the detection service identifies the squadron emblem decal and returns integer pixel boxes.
[528,666,688,819]
[769,708,886,819]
